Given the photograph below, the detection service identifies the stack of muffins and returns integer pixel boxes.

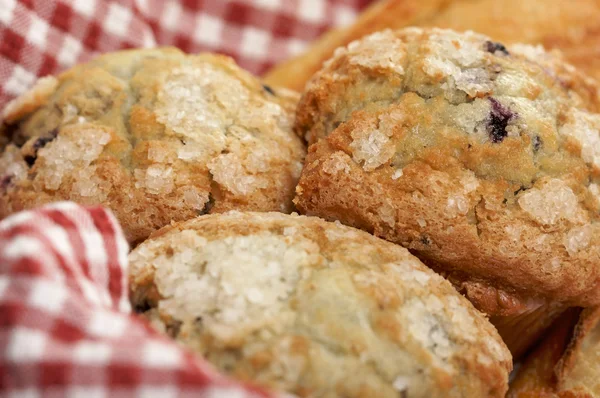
[1,27,599,397]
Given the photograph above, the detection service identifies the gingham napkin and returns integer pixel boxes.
[0,202,283,397]
[0,0,371,109]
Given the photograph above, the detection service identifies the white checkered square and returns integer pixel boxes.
[57,35,83,66]
[2,236,44,260]
[5,327,47,363]
[28,278,67,314]
[87,309,127,338]
[240,27,271,59]
[135,0,150,13]
[143,340,182,368]
[71,0,97,18]
[160,1,183,31]
[298,0,326,23]
[137,386,178,398]
[333,5,358,27]
[73,341,113,364]
[251,0,282,11]
[0,0,17,24]
[140,27,157,48]
[287,38,308,56]
[8,389,40,398]
[26,15,50,48]
[0,209,35,231]
[66,387,107,398]
[104,2,132,36]
[4,66,37,96]
[193,13,223,47]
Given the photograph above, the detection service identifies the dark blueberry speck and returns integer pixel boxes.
[24,155,36,167]
[133,300,152,313]
[485,41,509,56]
[33,129,58,150]
[263,84,276,95]
[3,123,26,147]
[487,98,515,143]
[532,135,542,152]
[420,236,432,246]
[199,193,215,215]
[25,129,59,167]
[1,175,13,190]
[514,186,527,196]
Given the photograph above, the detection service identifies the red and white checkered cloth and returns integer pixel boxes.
[0,0,372,109]
[0,202,287,397]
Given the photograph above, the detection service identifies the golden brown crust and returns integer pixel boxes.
[507,309,581,398]
[554,308,600,397]
[129,211,512,397]
[264,0,600,92]
[0,48,306,244]
[294,28,600,313]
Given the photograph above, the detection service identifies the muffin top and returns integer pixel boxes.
[0,48,305,243]
[294,28,600,313]
[297,27,600,149]
[129,211,511,398]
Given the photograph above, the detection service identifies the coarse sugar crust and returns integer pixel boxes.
[0,48,305,244]
[129,211,512,398]
[294,28,600,313]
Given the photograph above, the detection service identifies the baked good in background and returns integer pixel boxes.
[294,27,600,357]
[129,211,512,398]
[264,0,600,91]
[0,48,305,244]
[508,307,600,397]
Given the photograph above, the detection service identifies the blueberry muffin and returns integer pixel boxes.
[129,211,511,398]
[0,48,305,244]
[294,28,600,354]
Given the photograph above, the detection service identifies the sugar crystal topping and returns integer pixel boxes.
[208,152,269,196]
[422,30,493,97]
[144,231,316,341]
[340,30,407,75]
[135,165,175,195]
[155,65,244,153]
[321,153,351,175]
[153,63,298,196]
[518,179,582,225]
[33,128,111,197]
[349,113,399,171]
[559,109,600,170]
[563,225,593,256]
